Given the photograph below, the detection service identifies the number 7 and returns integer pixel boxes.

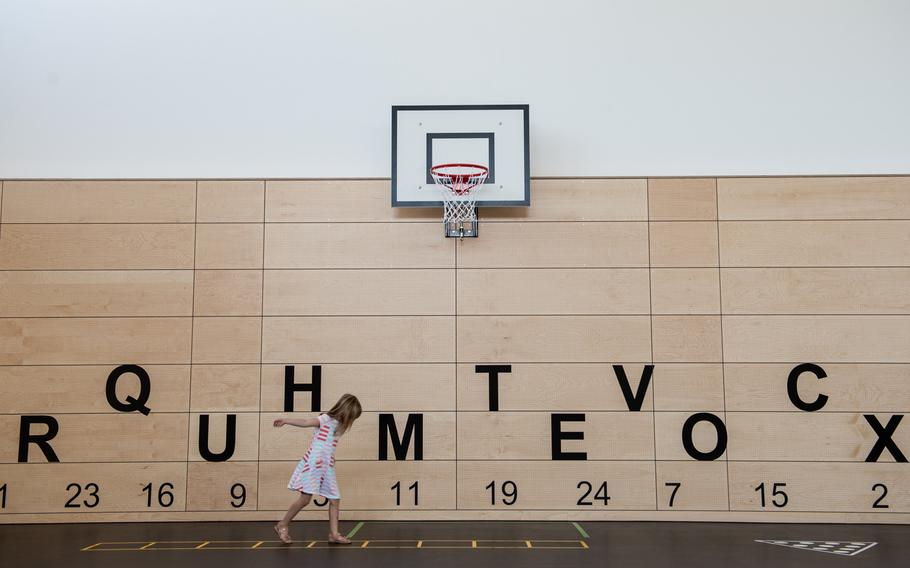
[665,482,681,507]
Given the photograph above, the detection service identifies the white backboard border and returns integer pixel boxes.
[391,104,530,207]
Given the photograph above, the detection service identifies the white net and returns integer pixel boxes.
[430,164,488,226]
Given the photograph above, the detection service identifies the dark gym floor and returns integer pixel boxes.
[1,520,907,567]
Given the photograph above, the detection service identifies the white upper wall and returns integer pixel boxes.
[1,0,908,178]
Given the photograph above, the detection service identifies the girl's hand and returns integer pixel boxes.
[273,419,285,427]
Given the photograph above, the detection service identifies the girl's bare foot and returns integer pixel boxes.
[274,523,292,544]
[328,533,351,544]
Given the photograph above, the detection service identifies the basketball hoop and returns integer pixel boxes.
[430,163,488,238]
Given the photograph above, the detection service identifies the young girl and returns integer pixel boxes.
[273,393,362,544]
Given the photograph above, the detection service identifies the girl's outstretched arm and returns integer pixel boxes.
[273,418,320,428]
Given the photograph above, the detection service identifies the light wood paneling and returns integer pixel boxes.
[721,268,910,314]
[458,316,651,362]
[727,412,910,461]
[719,221,910,267]
[457,269,649,315]
[729,462,910,512]
[262,316,454,363]
[257,461,456,509]
[0,270,193,317]
[195,224,263,269]
[0,180,195,223]
[652,316,722,362]
[0,317,192,365]
[0,414,188,463]
[650,268,720,314]
[718,176,910,220]
[259,412,455,461]
[655,461,728,510]
[0,463,187,513]
[0,365,189,414]
[649,222,719,267]
[648,178,717,221]
[652,364,725,411]
[197,180,264,222]
[188,412,259,461]
[192,317,261,364]
[483,178,648,221]
[193,270,263,316]
[264,269,453,315]
[457,461,656,509]
[0,224,194,269]
[457,223,649,268]
[655,412,728,460]
[456,363,654,411]
[723,315,910,362]
[266,180,435,222]
[725,363,910,412]
[261,363,454,412]
[190,365,260,411]
[266,223,453,268]
[457,412,654,460]
[186,462,259,511]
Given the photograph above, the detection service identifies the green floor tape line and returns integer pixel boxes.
[571,522,589,539]
[346,521,365,539]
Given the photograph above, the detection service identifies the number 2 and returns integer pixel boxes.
[872,483,889,509]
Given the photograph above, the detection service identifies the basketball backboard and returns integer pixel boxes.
[391,104,530,208]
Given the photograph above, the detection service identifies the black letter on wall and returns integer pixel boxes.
[198,414,237,462]
[105,364,152,415]
[18,416,60,463]
[681,412,727,461]
[551,413,587,460]
[476,365,511,411]
[613,364,654,412]
[378,414,423,460]
[787,363,828,412]
[864,414,907,462]
[284,365,321,412]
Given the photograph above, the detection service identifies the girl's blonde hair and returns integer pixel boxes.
[327,394,362,435]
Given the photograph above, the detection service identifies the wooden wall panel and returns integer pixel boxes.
[484,178,648,221]
[196,180,264,223]
[1,175,907,524]
[259,412,455,461]
[724,364,910,412]
[266,223,452,268]
[0,225,194,269]
[456,461,656,510]
[727,412,910,461]
[0,317,192,365]
[260,363,454,412]
[717,176,910,220]
[257,461,457,510]
[721,268,910,314]
[0,414,188,463]
[262,316,454,363]
[0,365,189,414]
[723,315,910,362]
[0,270,193,317]
[264,269,453,315]
[457,268,649,315]
[0,180,196,223]
[719,221,910,267]
[266,180,436,222]
[457,223,649,268]
[0,463,188,513]
[456,363,654,411]
[457,316,651,362]
[457,412,654,460]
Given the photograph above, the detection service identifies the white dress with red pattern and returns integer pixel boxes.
[287,413,341,499]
